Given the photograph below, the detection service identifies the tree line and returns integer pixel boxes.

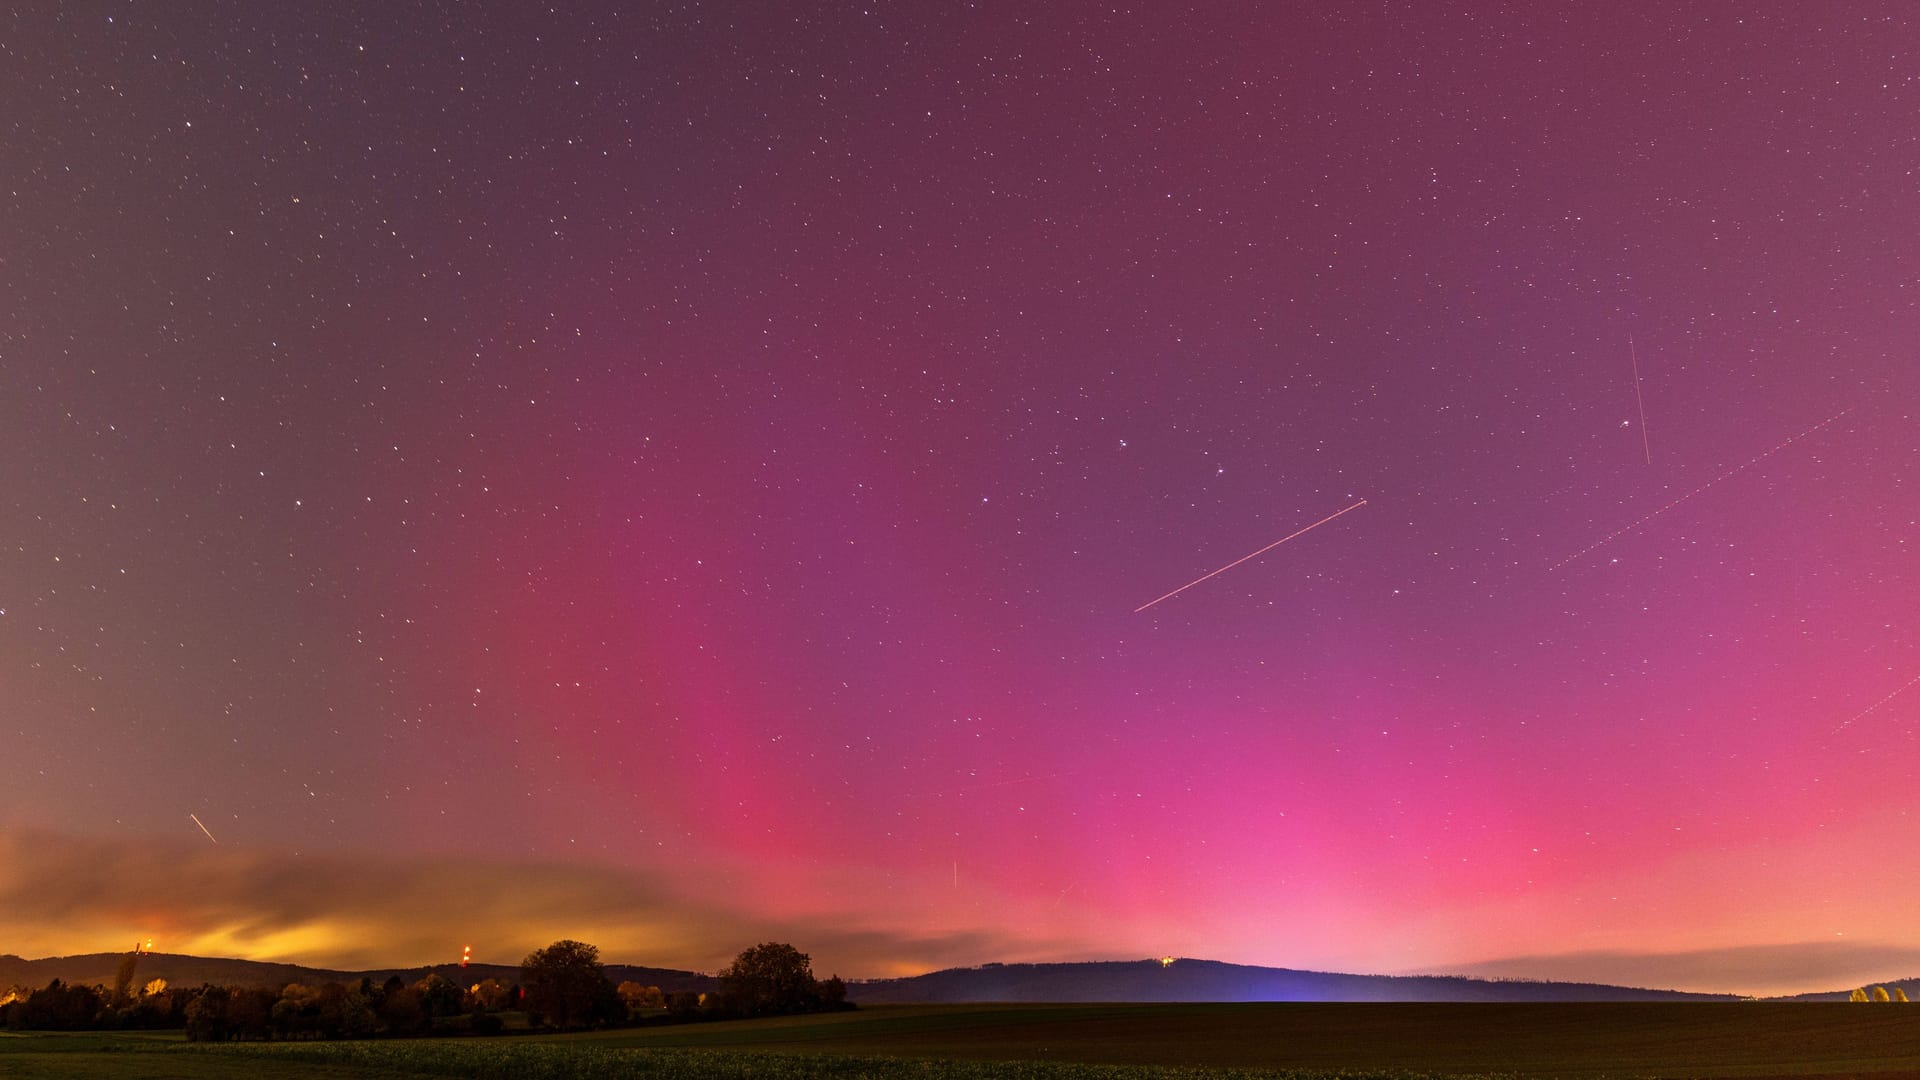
[0,939,850,1038]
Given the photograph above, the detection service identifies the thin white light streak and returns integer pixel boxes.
[1550,407,1852,571]
[189,813,219,844]
[1832,671,1920,735]
[1134,499,1369,613]
[1630,335,1651,465]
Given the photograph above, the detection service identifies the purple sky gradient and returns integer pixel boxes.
[2,2,1915,994]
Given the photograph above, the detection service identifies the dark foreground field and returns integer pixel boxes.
[6,1003,1920,1079]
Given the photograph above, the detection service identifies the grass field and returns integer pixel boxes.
[5,1003,1920,1079]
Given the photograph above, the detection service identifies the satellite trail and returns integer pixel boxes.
[1832,671,1920,735]
[1551,407,1852,571]
[189,813,219,844]
[1135,499,1368,613]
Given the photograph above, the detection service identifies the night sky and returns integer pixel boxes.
[3,3,1916,996]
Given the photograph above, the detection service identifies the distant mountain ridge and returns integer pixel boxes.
[848,958,1743,1002]
[8,951,1899,1003]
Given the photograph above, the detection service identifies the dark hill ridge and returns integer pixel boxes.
[8,952,1897,1002]
[848,959,1742,1002]
[0,952,718,996]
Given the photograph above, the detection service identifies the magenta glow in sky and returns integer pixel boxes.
[2,2,1916,996]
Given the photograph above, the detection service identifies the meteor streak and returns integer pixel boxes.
[1134,499,1368,613]
[189,813,219,844]
[1550,407,1852,571]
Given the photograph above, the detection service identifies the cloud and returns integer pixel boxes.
[1435,942,1920,997]
[0,829,1077,976]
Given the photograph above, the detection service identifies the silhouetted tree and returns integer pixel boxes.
[378,984,428,1036]
[184,985,231,1042]
[819,975,849,1009]
[665,989,703,1021]
[128,981,173,1030]
[13,979,106,1030]
[228,987,276,1040]
[469,978,511,1011]
[617,981,665,1017]
[721,942,821,1018]
[273,984,321,1038]
[325,981,376,1038]
[414,974,464,1020]
[520,939,617,1030]
[596,981,628,1026]
[112,953,141,1007]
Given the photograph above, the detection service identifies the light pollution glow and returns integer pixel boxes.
[1,2,1917,999]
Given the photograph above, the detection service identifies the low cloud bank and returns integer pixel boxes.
[1442,942,1920,997]
[0,829,1072,977]
[10,829,1903,996]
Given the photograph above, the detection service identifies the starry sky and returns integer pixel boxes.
[2,3,1916,996]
